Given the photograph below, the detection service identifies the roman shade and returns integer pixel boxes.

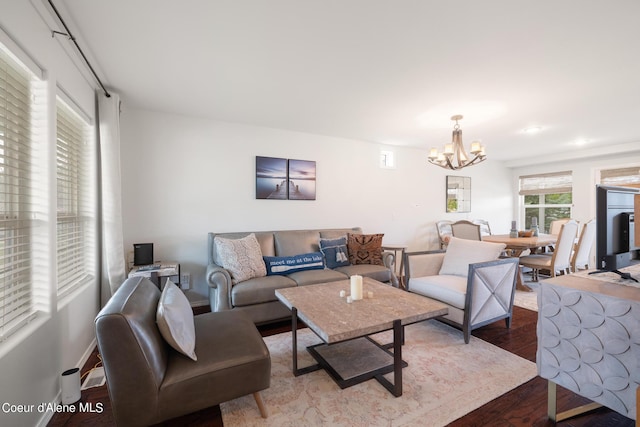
[519,171,573,196]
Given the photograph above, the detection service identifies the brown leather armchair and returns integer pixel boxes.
[95,276,270,426]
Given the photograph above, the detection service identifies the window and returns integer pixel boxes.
[0,45,44,340]
[599,166,640,189]
[380,150,395,169]
[519,172,573,233]
[56,97,95,298]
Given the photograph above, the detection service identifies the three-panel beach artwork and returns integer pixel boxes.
[256,156,317,200]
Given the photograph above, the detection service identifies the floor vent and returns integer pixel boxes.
[81,366,106,390]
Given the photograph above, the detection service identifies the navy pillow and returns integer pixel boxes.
[319,237,350,269]
[263,252,325,276]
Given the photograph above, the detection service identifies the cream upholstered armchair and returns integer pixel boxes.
[404,237,519,343]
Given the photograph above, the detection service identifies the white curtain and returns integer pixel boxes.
[98,91,126,305]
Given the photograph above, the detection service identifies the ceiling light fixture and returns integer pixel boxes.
[427,115,486,170]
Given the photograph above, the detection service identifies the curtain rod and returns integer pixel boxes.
[48,0,111,98]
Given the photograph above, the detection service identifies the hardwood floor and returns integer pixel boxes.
[48,306,635,427]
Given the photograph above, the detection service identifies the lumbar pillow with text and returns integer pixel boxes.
[439,237,507,277]
[156,279,197,361]
[214,233,267,284]
[263,252,325,275]
[319,236,350,269]
[346,233,384,265]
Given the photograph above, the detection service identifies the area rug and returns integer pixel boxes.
[513,289,538,311]
[221,320,537,426]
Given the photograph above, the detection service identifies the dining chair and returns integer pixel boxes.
[451,220,482,241]
[436,220,453,249]
[519,220,579,281]
[571,219,596,272]
[472,219,492,237]
[546,218,572,252]
[549,218,570,235]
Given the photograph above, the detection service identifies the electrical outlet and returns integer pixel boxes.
[180,273,191,290]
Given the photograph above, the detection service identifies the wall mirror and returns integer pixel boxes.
[446,176,471,212]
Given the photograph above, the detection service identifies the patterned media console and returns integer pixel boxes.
[537,270,640,423]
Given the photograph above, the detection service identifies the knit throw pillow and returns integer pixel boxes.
[347,233,384,265]
[214,233,267,284]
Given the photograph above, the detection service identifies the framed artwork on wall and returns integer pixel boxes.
[256,156,288,199]
[287,159,316,200]
[255,156,317,200]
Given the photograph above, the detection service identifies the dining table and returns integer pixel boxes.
[483,233,558,292]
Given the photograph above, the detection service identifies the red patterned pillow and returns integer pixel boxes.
[347,233,384,265]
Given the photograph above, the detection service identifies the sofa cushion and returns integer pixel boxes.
[156,280,197,361]
[334,264,392,283]
[439,237,506,277]
[263,252,325,275]
[231,275,297,307]
[214,233,267,284]
[160,310,270,419]
[319,236,350,269]
[286,268,348,286]
[347,233,384,265]
[408,275,468,310]
[274,230,321,256]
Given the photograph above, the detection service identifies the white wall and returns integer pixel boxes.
[0,2,99,426]
[120,108,515,298]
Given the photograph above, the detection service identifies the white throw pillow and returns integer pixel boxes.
[215,233,267,284]
[156,279,197,361]
[439,237,506,277]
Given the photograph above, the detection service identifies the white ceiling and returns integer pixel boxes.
[56,0,640,163]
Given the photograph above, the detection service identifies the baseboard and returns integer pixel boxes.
[77,337,98,372]
[36,407,55,427]
[35,337,98,427]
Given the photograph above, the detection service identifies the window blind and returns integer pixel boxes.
[519,171,573,196]
[0,46,40,340]
[600,167,640,187]
[56,98,94,298]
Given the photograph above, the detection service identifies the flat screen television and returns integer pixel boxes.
[592,185,639,281]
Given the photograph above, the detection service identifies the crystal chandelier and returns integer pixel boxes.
[427,115,486,170]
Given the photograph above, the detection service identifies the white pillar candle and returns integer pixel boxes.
[339,290,346,298]
[350,275,363,300]
[346,296,353,304]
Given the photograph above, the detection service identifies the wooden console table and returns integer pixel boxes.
[538,271,640,423]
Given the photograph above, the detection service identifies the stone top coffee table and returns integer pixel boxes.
[275,277,448,397]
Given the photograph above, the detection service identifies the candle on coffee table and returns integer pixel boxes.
[350,275,363,300]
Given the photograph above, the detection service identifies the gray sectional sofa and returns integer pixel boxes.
[206,227,398,324]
